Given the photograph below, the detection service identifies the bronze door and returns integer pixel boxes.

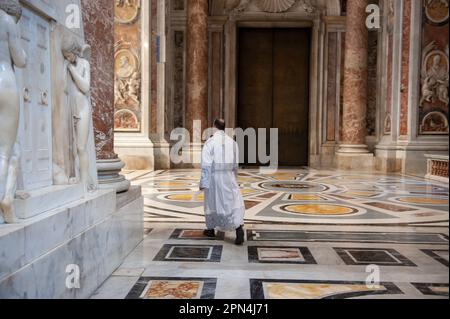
[238,28,311,166]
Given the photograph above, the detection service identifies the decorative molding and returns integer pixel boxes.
[224,0,317,14]
[256,0,296,13]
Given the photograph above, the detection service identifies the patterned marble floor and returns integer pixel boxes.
[91,169,449,299]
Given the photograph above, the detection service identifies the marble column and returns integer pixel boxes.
[81,0,130,193]
[185,0,209,136]
[337,0,374,169]
[339,0,370,153]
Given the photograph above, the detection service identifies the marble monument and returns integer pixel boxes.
[0,0,143,299]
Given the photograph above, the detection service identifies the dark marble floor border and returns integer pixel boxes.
[421,249,449,267]
[170,229,225,240]
[247,230,449,244]
[411,283,449,297]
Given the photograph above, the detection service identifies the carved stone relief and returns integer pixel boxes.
[419,0,449,135]
[420,111,449,134]
[114,109,140,131]
[420,42,449,107]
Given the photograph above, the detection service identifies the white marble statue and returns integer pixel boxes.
[0,0,27,223]
[62,35,98,192]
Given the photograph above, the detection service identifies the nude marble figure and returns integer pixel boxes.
[0,0,27,223]
[62,35,97,191]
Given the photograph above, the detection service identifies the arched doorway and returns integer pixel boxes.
[237,27,311,166]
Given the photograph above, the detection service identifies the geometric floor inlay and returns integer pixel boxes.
[248,246,317,264]
[281,204,358,216]
[153,244,223,262]
[126,277,217,299]
[89,169,449,300]
[334,248,417,266]
[140,168,449,226]
[170,229,225,240]
[250,280,403,299]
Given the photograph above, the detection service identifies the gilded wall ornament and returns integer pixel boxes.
[424,0,449,25]
[115,0,140,24]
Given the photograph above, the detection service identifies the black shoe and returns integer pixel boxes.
[235,226,245,246]
[203,229,215,238]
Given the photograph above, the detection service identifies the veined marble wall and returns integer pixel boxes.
[81,0,116,160]
[114,0,142,133]
[418,0,449,135]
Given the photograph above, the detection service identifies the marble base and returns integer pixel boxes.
[97,158,130,193]
[115,135,155,170]
[0,187,144,299]
[152,140,171,170]
[336,153,375,171]
[375,148,402,173]
[403,150,448,178]
[172,143,202,169]
[14,184,85,220]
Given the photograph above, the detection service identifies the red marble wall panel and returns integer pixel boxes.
[81,0,117,160]
[150,0,158,134]
[400,0,412,136]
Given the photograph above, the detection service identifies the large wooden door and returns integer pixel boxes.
[238,28,310,166]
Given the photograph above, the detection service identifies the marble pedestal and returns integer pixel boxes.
[0,187,144,299]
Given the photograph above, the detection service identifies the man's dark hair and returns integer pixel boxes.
[214,119,226,131]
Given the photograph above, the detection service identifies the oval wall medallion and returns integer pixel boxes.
[256,0,296,13]
[115,0,141,24]
[424,0,449,25]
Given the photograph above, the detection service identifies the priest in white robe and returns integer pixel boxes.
[200,119,246,245]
